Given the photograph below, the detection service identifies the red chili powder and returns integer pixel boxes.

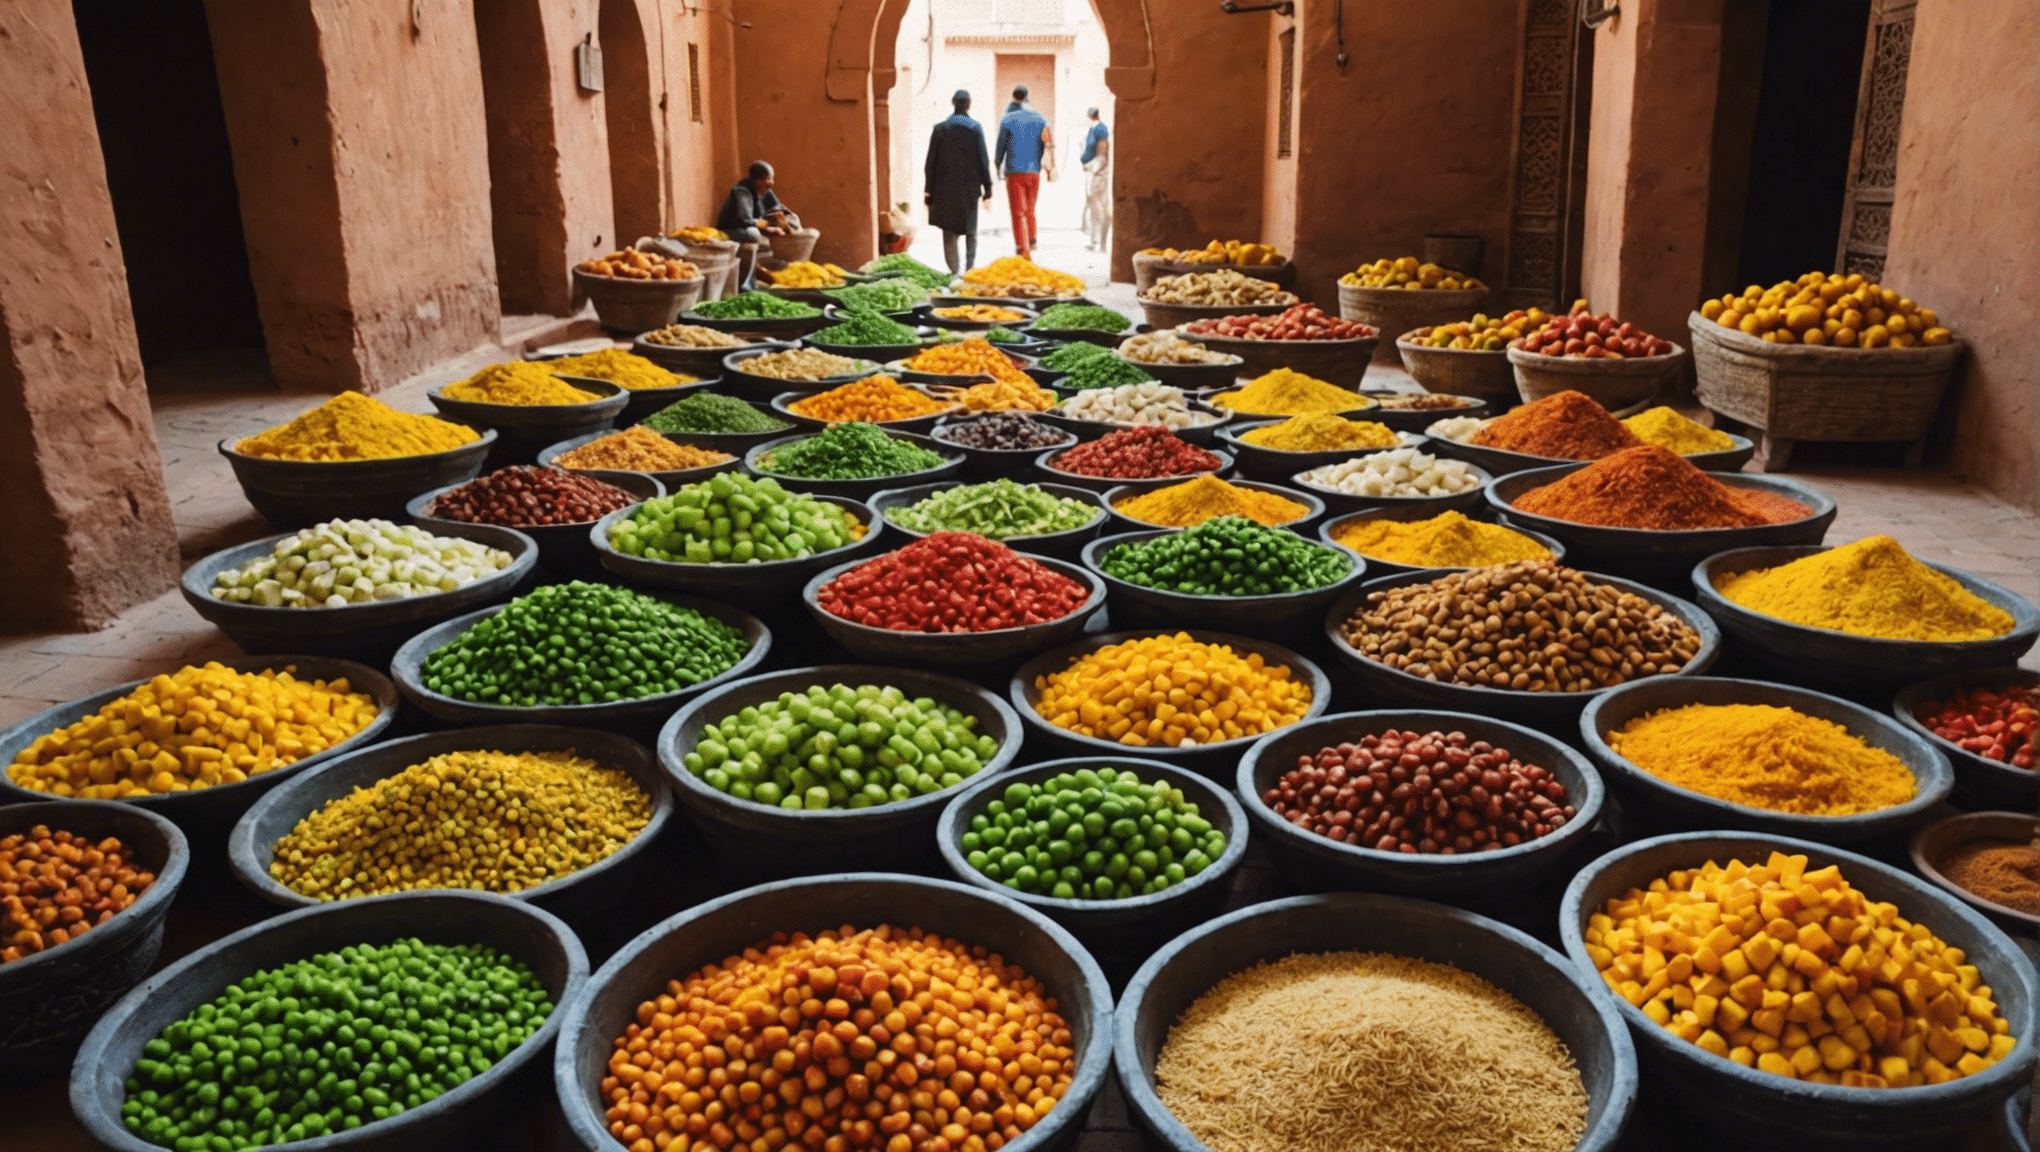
[1512,445,1811,529]
[1471,389,1644,460]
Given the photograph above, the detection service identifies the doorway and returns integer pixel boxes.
[474,0,570,315]
[600,0,664,246]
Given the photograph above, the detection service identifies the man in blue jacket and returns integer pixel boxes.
[993,84,1054,258]
[924,90,994,274]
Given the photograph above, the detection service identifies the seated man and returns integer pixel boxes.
[715,160,797,290]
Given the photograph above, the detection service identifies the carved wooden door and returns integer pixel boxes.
[1503,0,1592,310]
[1835,0,1915,279]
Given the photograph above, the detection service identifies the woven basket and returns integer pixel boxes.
[1395,330,1518,404]
[766,229,820,265]
[572,268,704,334]
[1688,310,1963,466]
[1505,342,1687,411]
[1132,252,1299,293]
[1178,331,1379,387]
[683,238,740,300]
[1336,284,1490,367]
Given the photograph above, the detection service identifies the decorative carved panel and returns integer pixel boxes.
[1504,0,1585,305]
[1836,0,1915,281]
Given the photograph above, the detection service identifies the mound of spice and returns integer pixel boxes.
[1623,405,1737,454]
[1714,535,2017,641]
[1,825,156,962]
[809,308,920,346]
[1609,702,1917,814]
[1113,475,1309,527]
[545,347,689,390]
[1213,369,1374,416]
[736,347,865,380]
[1032,631,1314,747]
[550,425,730,472]
[692,290,820,319]
[885,478,1097,538]
[1155,952,1588,1152]
[755,421,947,480]
[1341,560,1701,692]
[1939,841,2040,916]
[426,466,638,527]
[1588,851,2018,1086]
[640,322,747,348]
[933,411,1072,451]
[1512,445,1812,529]
[1049,425,1223,479]
[638,391,789,434]
[962,254,1087,293]
[268,748,652,899]
[818,532,1090,632]
[1100,516,1351,594]
[787,375,950,423]
[901,336,1031,384]
[441,361,602,405]
[953,376,1058,411]
[1470,389,1642,460]
[1266,728,1574,854]
[1917,683,2037,769]
[1238,413,1399,451]
[235,392,478,461]
[1330,510,1552,568]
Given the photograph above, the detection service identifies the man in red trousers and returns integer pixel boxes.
[993,84,1054,258]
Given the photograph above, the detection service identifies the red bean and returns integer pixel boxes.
[1050,426,1221,479]
[425,465,637,527]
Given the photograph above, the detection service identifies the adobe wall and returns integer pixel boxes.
[1885,0,2040,513]
[0,0,179,631]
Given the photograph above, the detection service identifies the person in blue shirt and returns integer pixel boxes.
[715,160,796,290]
[993,84,1055,258]
[924,90,995,274]
[1080,108,1111,252]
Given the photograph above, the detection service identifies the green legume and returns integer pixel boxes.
[961,767,1228,900]
[810,309,920,347]
[693,291,819,319]
[1100,515,1353,595]
[607,472,864,564]
[756,422,946,480]
[419,581,750,705]
[863,255,953,290]
[821,279,930,313]
[1033,303,1131,333]
[681,682,998,809]
[119,938,550,1150]
[1039,342,1116,372]
[639,393,790,434]
[885,479,1098,539]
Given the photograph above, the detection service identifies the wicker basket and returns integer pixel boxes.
[683,238,740,300]
[1136,297,1292,332]
[1506,342,1687,412]
[572,268,705,333]
[1336,284,1490,367]
[1395,329,1518,404]
[1178,331,1379,387]
[1132,252,1299,293]
[1688,310,1964,471]
[766,229,820,265]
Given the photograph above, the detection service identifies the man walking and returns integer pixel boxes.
[1079,107,1111,252]
[993,84,1053,258]
[923,90,994,275]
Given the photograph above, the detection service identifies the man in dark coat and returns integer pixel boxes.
[923,90,994,274]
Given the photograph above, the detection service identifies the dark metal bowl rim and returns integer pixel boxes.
[1693,547,2040,651]
[180,524,538,618]
[216,428,499,467]
[1490,464,1837,536]
[0,801,189,979]
[800,553,1107,641]
[1080,529,1360,605]
[1908,811,2040,929]
[588,496,876,573]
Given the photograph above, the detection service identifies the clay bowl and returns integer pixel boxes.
[803,329,940,365]
[1394,333,1519,405]
[0,801,187,1076]
[1081,528,1362,634]
[1035,399,1234,448]
[817,297,924,322]
[800,552,1106,668]
[1336,282,1491,367]
[1691,546,2040,689]
[1426,432,1580,477]
[1317,505,1566,578]
[1176,329,1380,387]
[181,522,537,657]
[218,429,496,527]
[1135,296,1290,334]
[630,332,792,378]
[1287,457,1493,517]
[1100,479,1324,535]
[927,415,1081,479]
[425,377,629,445]
[0,656,397,835]
[1215,419,1425,482]
[1237,710,1605,899]
[407,472,661,569]
[228,725,671,924]
[1488,465,1837,588]
[1579,675,1952,843]
[1033,445,1234,495]
[936,757,1250,961]
[1892,668,2040,805]
[869,480,1107,561]
[638,394,795,457]
[586,375,721,425]
[537,429,743,491]
[719,347,881,400]
[913,302,1038,332]
[1010,630,1333,776]
[1203,386,1378,424]
[1322,568,1721,729]
[1509,342,1689,412]
[1118,892,1636,1152]
[929,291,1089,311]
[657,667,1022,873]
[1680,432,1759,472]
[1112,350,1245,392]
[573,267,703,333]
[388,593,770,727]
[590,494,884,610]
[1908,810,2040,934]
[1561,831,2037,1149]
[551,874,1111,1151]
[1357,390,1491,433]
[766,390,960,436]
[886,348,1039,388]
[674,304,829,340]
[72,892,587,1152]
[744,429,966,501]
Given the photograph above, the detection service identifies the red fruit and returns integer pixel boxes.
[1564,338,1587,355]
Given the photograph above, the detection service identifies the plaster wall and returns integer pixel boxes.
[1259,10,1298,259]
[0,0,179,631]
[1884,0,2040,513]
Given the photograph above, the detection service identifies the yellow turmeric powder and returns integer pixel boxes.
[1330,510,1551,568]
[1714,535,2015,641]
[1622,406,1737,454]
[441,361,603,406]
[1211,369,1374,416]
[546,348,694,390]
[1239,414,1399,451]
[1608,702,1916,815]
[1113,475,1310,527]
[235,392,479,462]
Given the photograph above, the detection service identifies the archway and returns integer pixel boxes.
[600,0,665,245]
[473,0,571,315]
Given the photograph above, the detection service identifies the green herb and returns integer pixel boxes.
[694,291,820,319]
[639,393,790,434]
[756,422,946,480]
[811,309,920,346]
[1100,516,1352,594]
[863,254,954,290]
[1033,303,1131,333]
[1064,355,1158,391]
[822,279,931,313]
[1039,342,1117,371]
[984,327,1029,344]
